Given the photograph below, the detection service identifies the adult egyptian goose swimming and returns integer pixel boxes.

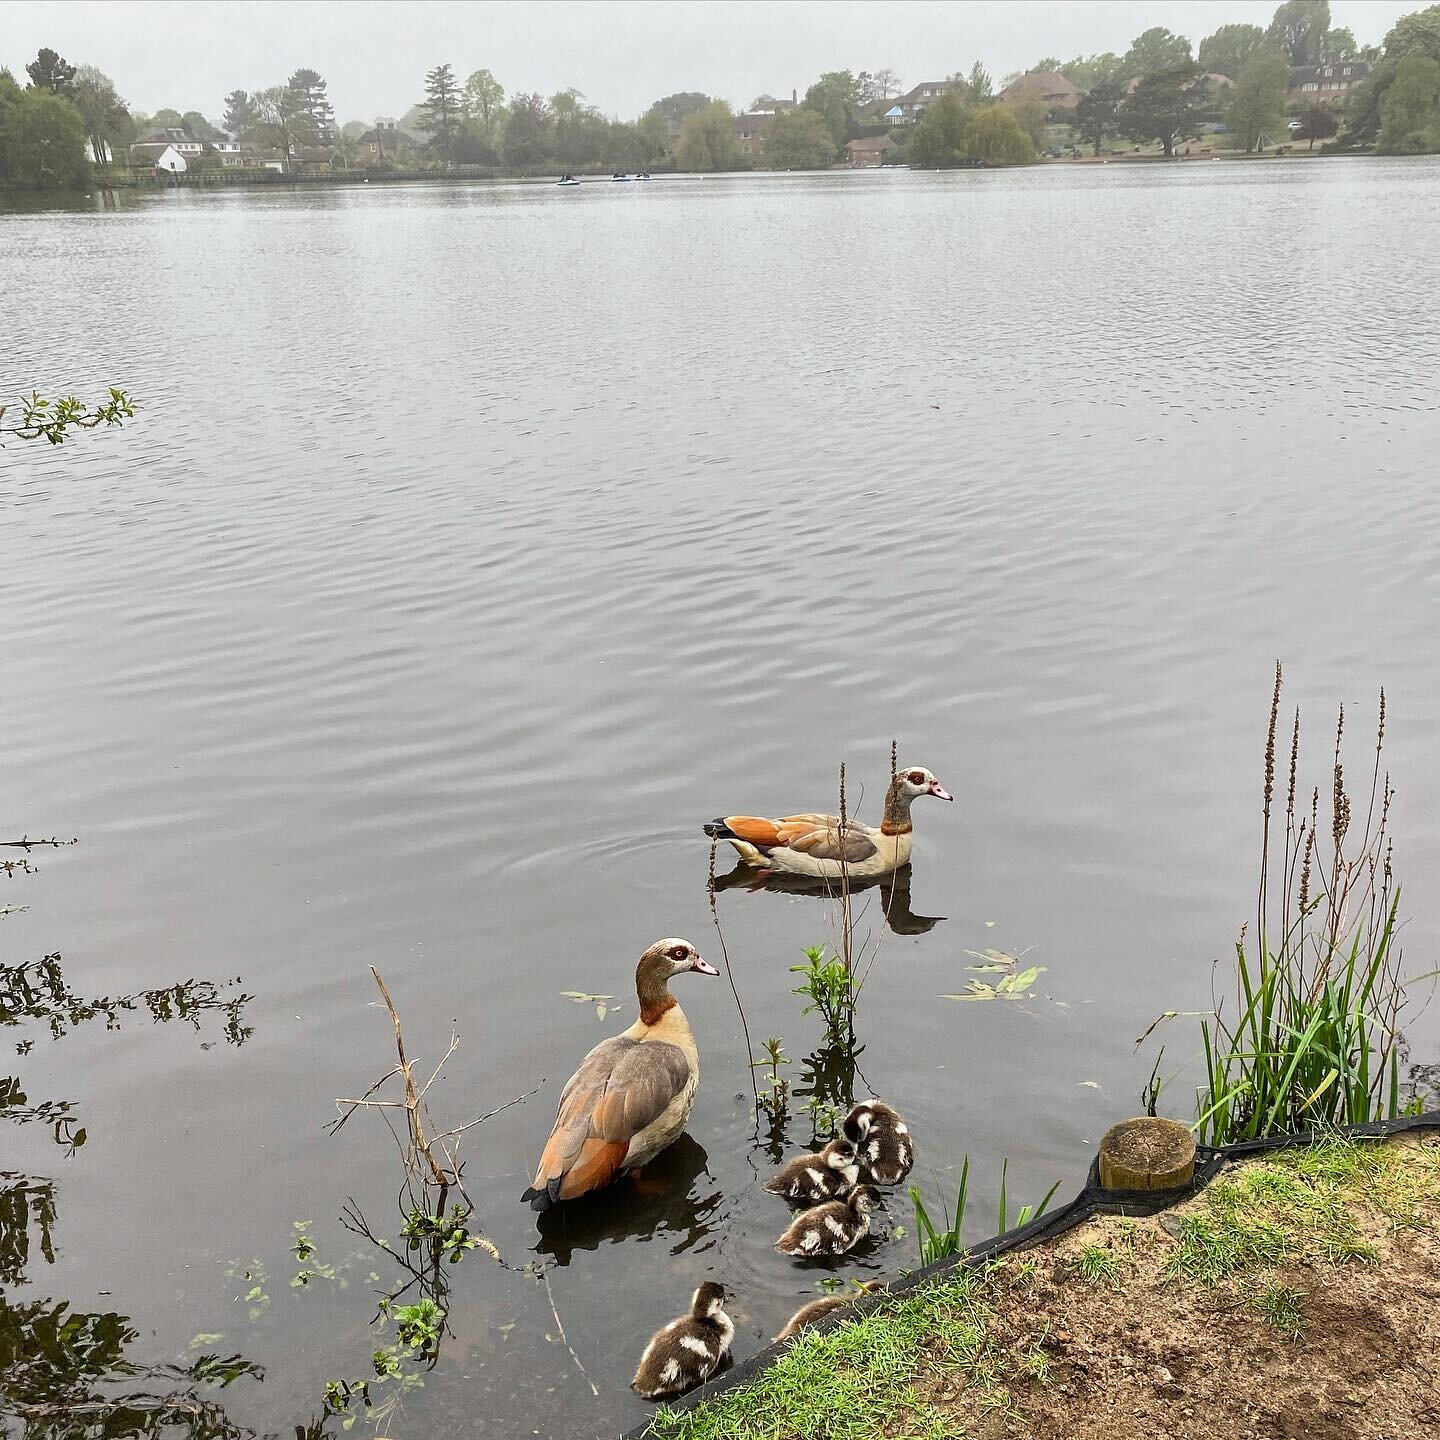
[773,1280,882,1341]
[775,1184,884,1258]
[704,766,952,880]
[632,1281,734,1400]
[521,938,717,1211]
[843,1100,915,1185]
[763,1137,860,1204]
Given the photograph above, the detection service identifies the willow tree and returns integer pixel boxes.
[962,103,1035,164]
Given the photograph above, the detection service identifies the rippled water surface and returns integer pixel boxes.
[4,161,1440,1437]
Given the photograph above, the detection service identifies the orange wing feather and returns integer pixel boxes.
[556,1137,628,1199]
[721,815,783,846]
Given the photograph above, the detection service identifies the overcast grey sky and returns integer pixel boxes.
[0,1,1411,124]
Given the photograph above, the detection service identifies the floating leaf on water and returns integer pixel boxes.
[984,921,995,928]
[965,948,1019,967]
[1077,1080,1101,1089]
[595,1003,607,1021]
[189,1333,225,1348]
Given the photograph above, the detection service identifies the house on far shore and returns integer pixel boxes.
[998,70,1084,111]
[883,80,965,124]
[355,124,417,167]
[734,111,777,156]
[1287,60,1370,107]
[129,141,189,172]
[846,134,900,167]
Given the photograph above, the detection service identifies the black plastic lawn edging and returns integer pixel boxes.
[619,1108,1440,1438]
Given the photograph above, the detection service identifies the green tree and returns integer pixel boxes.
[1293,102,1340,147]
[1060,53,1124,89]
[182,110,221,142]
[967,62,993,99]
[1122,64,1211,155]
[1122,27,1193,78]
[906,91,971,166]
[803,70,860,145]
[222,89,256,137]
[25,47,75,95]
[675,99,738,170]
[501,92,550,167]
[635,108,669,164]
[71,65,129,166]
[287,68,335,145]
[462,68,505,137]
[1383,5,1440,62]
[1198,23,1267,77]
[0,89,88,187]
[649,91,710,130]
[421,63,460,158]
[962,103,1035,163]
[252,85,303,157]
[149,107,185,130]
[762,106,837,167]
[1227,50,1289,151]
[1266,0,1331,66]
[0,69,23,182]
[1073,75,1127,154]
[1324,26,1358,59]
[1376,52,1440,152]
[1004,90,1047,148]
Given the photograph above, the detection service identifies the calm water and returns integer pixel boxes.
[3,161,1439,1438]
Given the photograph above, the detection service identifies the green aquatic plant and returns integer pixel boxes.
[791,944,853,1048]
[1193,668,1414,1146]
[908,1157,1059,1266]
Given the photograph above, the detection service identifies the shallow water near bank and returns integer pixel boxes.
[3,160,1440,1437]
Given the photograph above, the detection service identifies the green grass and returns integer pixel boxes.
[1162,1145,1383,1285]
[909,1158,1059,1267]
[1073,1242,1122,1285]
[1250,1279,1308,1338]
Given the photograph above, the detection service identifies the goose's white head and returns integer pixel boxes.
[898,765,953,803]
[646,938,719,978]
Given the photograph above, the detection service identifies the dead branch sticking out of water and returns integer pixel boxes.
[708,837,759,1112]
[543,1266,599,1399]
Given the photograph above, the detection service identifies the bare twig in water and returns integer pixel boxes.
[543,1267,600,1398]
[0,836,76,849]
[709,837,759,1110]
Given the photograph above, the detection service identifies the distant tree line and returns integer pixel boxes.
[2,1,1438,190]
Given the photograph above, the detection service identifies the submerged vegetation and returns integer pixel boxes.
[0,388,134,446]
[1192,666,1422,1145]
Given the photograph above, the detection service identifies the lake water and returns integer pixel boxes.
[3,160,1439,1438]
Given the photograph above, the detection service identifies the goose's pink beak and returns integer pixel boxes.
[692,957,720,976]
[929,782,954,801]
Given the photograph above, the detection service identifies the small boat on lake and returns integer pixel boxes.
[557,174,580,186]
[612,172,631,182]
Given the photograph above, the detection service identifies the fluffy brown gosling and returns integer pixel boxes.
[631,1281,734,1401]
[843,1099,914,1185]
[775,1184,884,1259]
[763,1137,860,1204]
[773,1280,883,1341]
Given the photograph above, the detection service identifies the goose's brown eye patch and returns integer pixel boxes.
[908,770,925,784]
[669,945,688,962]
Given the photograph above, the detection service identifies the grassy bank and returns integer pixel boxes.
[644,1130,1440,1440]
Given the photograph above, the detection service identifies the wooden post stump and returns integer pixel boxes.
[1098,1117,1196,1191]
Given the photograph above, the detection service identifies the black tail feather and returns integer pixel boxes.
[702,818,736,840]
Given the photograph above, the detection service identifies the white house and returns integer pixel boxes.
[129,142,188,172]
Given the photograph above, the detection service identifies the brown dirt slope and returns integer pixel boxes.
[933,1132,1440,1440]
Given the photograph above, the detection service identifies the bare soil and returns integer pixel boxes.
[919,1133,1440,1440]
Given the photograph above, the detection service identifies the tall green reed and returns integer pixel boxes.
[908,1157,1059,1265]
[1196,664,1410,1145]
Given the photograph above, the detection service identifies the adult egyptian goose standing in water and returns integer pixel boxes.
[521,938,717,1210]
[704,766,953,880]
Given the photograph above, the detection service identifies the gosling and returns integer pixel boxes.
[774,1280,883,1341]
[763,1138,860,1204]
[631,1281,734,1401]
[775,1184,884,1258]
[843,1099,914,1185]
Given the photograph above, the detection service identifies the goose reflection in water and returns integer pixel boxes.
[531,1134,720,1266]
[711,860,945,936]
